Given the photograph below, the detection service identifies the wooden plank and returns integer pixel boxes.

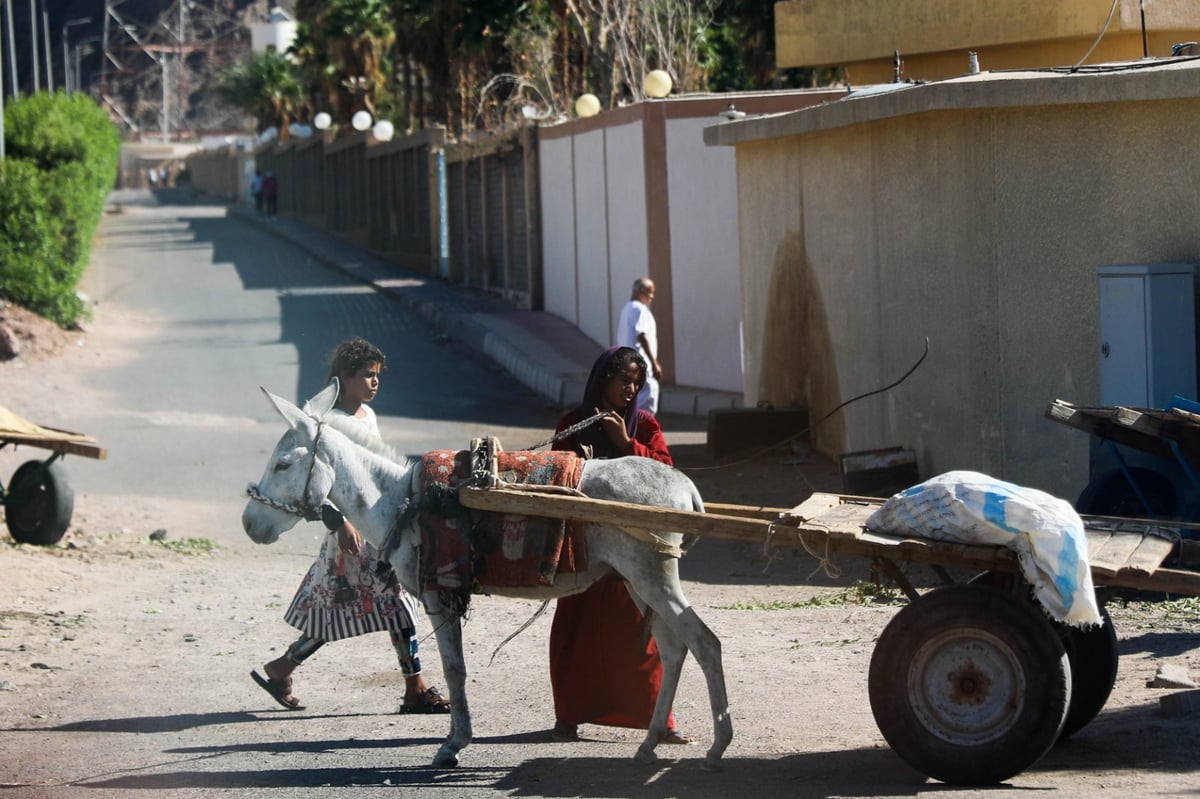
[0,432,106,459]
[1122,535,1179,574]
[1045,401,1177,460]
[1088,530,1149,576]
[456,486,773,540]
[703,502,788,520]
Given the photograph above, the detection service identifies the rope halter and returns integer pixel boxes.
[246,419,326,522]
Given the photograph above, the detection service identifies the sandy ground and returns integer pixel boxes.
[2,300,1200,798]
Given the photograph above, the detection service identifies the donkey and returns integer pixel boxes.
[242,382,732,770]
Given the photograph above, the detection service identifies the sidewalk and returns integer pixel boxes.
[227,203,742,415]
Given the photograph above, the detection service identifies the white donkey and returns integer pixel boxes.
[242,382,732,770]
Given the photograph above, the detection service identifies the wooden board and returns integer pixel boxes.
[456,486,1200,596]
[1045,399,1200,461]
[0,405,107,460]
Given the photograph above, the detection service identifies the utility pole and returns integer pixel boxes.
[28,0,36,91]
[160,54,167,141]
[5,0,17,98]
[41,7,50,91]
[62,17,88,92]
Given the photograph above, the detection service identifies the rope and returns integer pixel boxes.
[683,336,930,474]
[524,411,607,451]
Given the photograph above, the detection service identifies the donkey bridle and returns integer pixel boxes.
[246,419,326,522]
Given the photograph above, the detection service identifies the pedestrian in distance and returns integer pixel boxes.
[616,277,662,414]
[262,171,278,217]
[250,337,451,715]
[250,169,264,213]
[546,345,692,745]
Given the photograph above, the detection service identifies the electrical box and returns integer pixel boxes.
[1097,264,1197,408]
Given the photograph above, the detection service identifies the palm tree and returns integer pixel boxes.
[294,0,396,123]
[215,48,306,135]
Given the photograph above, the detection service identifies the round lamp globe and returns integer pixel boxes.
[574,93,600,118]
[643,70,673,99]
[372,120,395,141]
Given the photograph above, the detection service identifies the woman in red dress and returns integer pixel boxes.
[548,345,692,744]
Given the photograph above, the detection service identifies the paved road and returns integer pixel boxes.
[60,190,563,545]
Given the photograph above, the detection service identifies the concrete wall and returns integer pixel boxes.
[706,62,1200,499]
[538,91,841,398]
[776,0,1200,83]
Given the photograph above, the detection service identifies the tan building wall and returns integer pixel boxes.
[777,0,1200,84]
[705,61,1200,498]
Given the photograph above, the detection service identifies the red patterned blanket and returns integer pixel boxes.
[418,449,587,593]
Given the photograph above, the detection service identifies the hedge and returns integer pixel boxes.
[0,91,120,326]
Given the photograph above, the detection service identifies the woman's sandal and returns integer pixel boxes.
[399,686,451,714]
[250,669,304,711]
[661,728,695,745]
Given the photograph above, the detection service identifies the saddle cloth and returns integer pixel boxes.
[418,449,587,592]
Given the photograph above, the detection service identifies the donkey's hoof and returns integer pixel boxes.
[432,746,460,768]
[634,746,658,766]
[702,753,724,772]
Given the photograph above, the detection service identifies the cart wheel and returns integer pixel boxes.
[969,571,1117,740]
[4,459,74,546]
[868,584,1071,785]
[1056,605,1118,740]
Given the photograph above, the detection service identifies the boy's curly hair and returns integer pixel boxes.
[327,337,387,381]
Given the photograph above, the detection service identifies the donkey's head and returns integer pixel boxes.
[242,381,339,544]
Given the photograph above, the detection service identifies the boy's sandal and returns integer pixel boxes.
[399,686,452,714]
[662,728,695,745]
[250,669,304,711]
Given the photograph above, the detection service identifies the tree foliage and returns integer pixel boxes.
[218,0,839,137]
[215,47,306,135]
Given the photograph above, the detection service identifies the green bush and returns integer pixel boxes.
[0,91,119,326]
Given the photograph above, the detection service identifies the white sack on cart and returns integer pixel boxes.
[866,470,1102,627]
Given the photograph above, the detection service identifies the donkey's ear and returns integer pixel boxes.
[303,378,339,418]
[261,386,307,429]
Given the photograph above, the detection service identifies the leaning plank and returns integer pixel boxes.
[0,431,106,459]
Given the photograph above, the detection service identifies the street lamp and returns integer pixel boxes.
[73,36,99,95]
[61,17,89,92]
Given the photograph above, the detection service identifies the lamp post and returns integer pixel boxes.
[5,0,16,97]
[73,35,99,95]
[42,7,50,91]
[61,17,88,92]
[27,0,36,91]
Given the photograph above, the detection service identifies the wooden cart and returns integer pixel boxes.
[457,482,1196,785]
[1047,397,1200,523]
[0,405,106,545]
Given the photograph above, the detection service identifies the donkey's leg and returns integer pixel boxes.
[629,567,732,772]
[423,591,471,767]
[629,600,687,766]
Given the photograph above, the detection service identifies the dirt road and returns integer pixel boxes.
[3,257,1200,797]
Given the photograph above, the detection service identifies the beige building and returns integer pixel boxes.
[705,59,1200,499]
[777,0,1200,85]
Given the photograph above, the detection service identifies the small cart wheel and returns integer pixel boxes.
[868,584,1071,785]
[4,459,75,546]
[969,571,1117,740]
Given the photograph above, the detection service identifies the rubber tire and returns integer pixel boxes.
[1075,469,1177,518]
[1056,605,1118,740]
[968,571,1118,741]
[4,459,74,546]
[868,585,1072,785]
